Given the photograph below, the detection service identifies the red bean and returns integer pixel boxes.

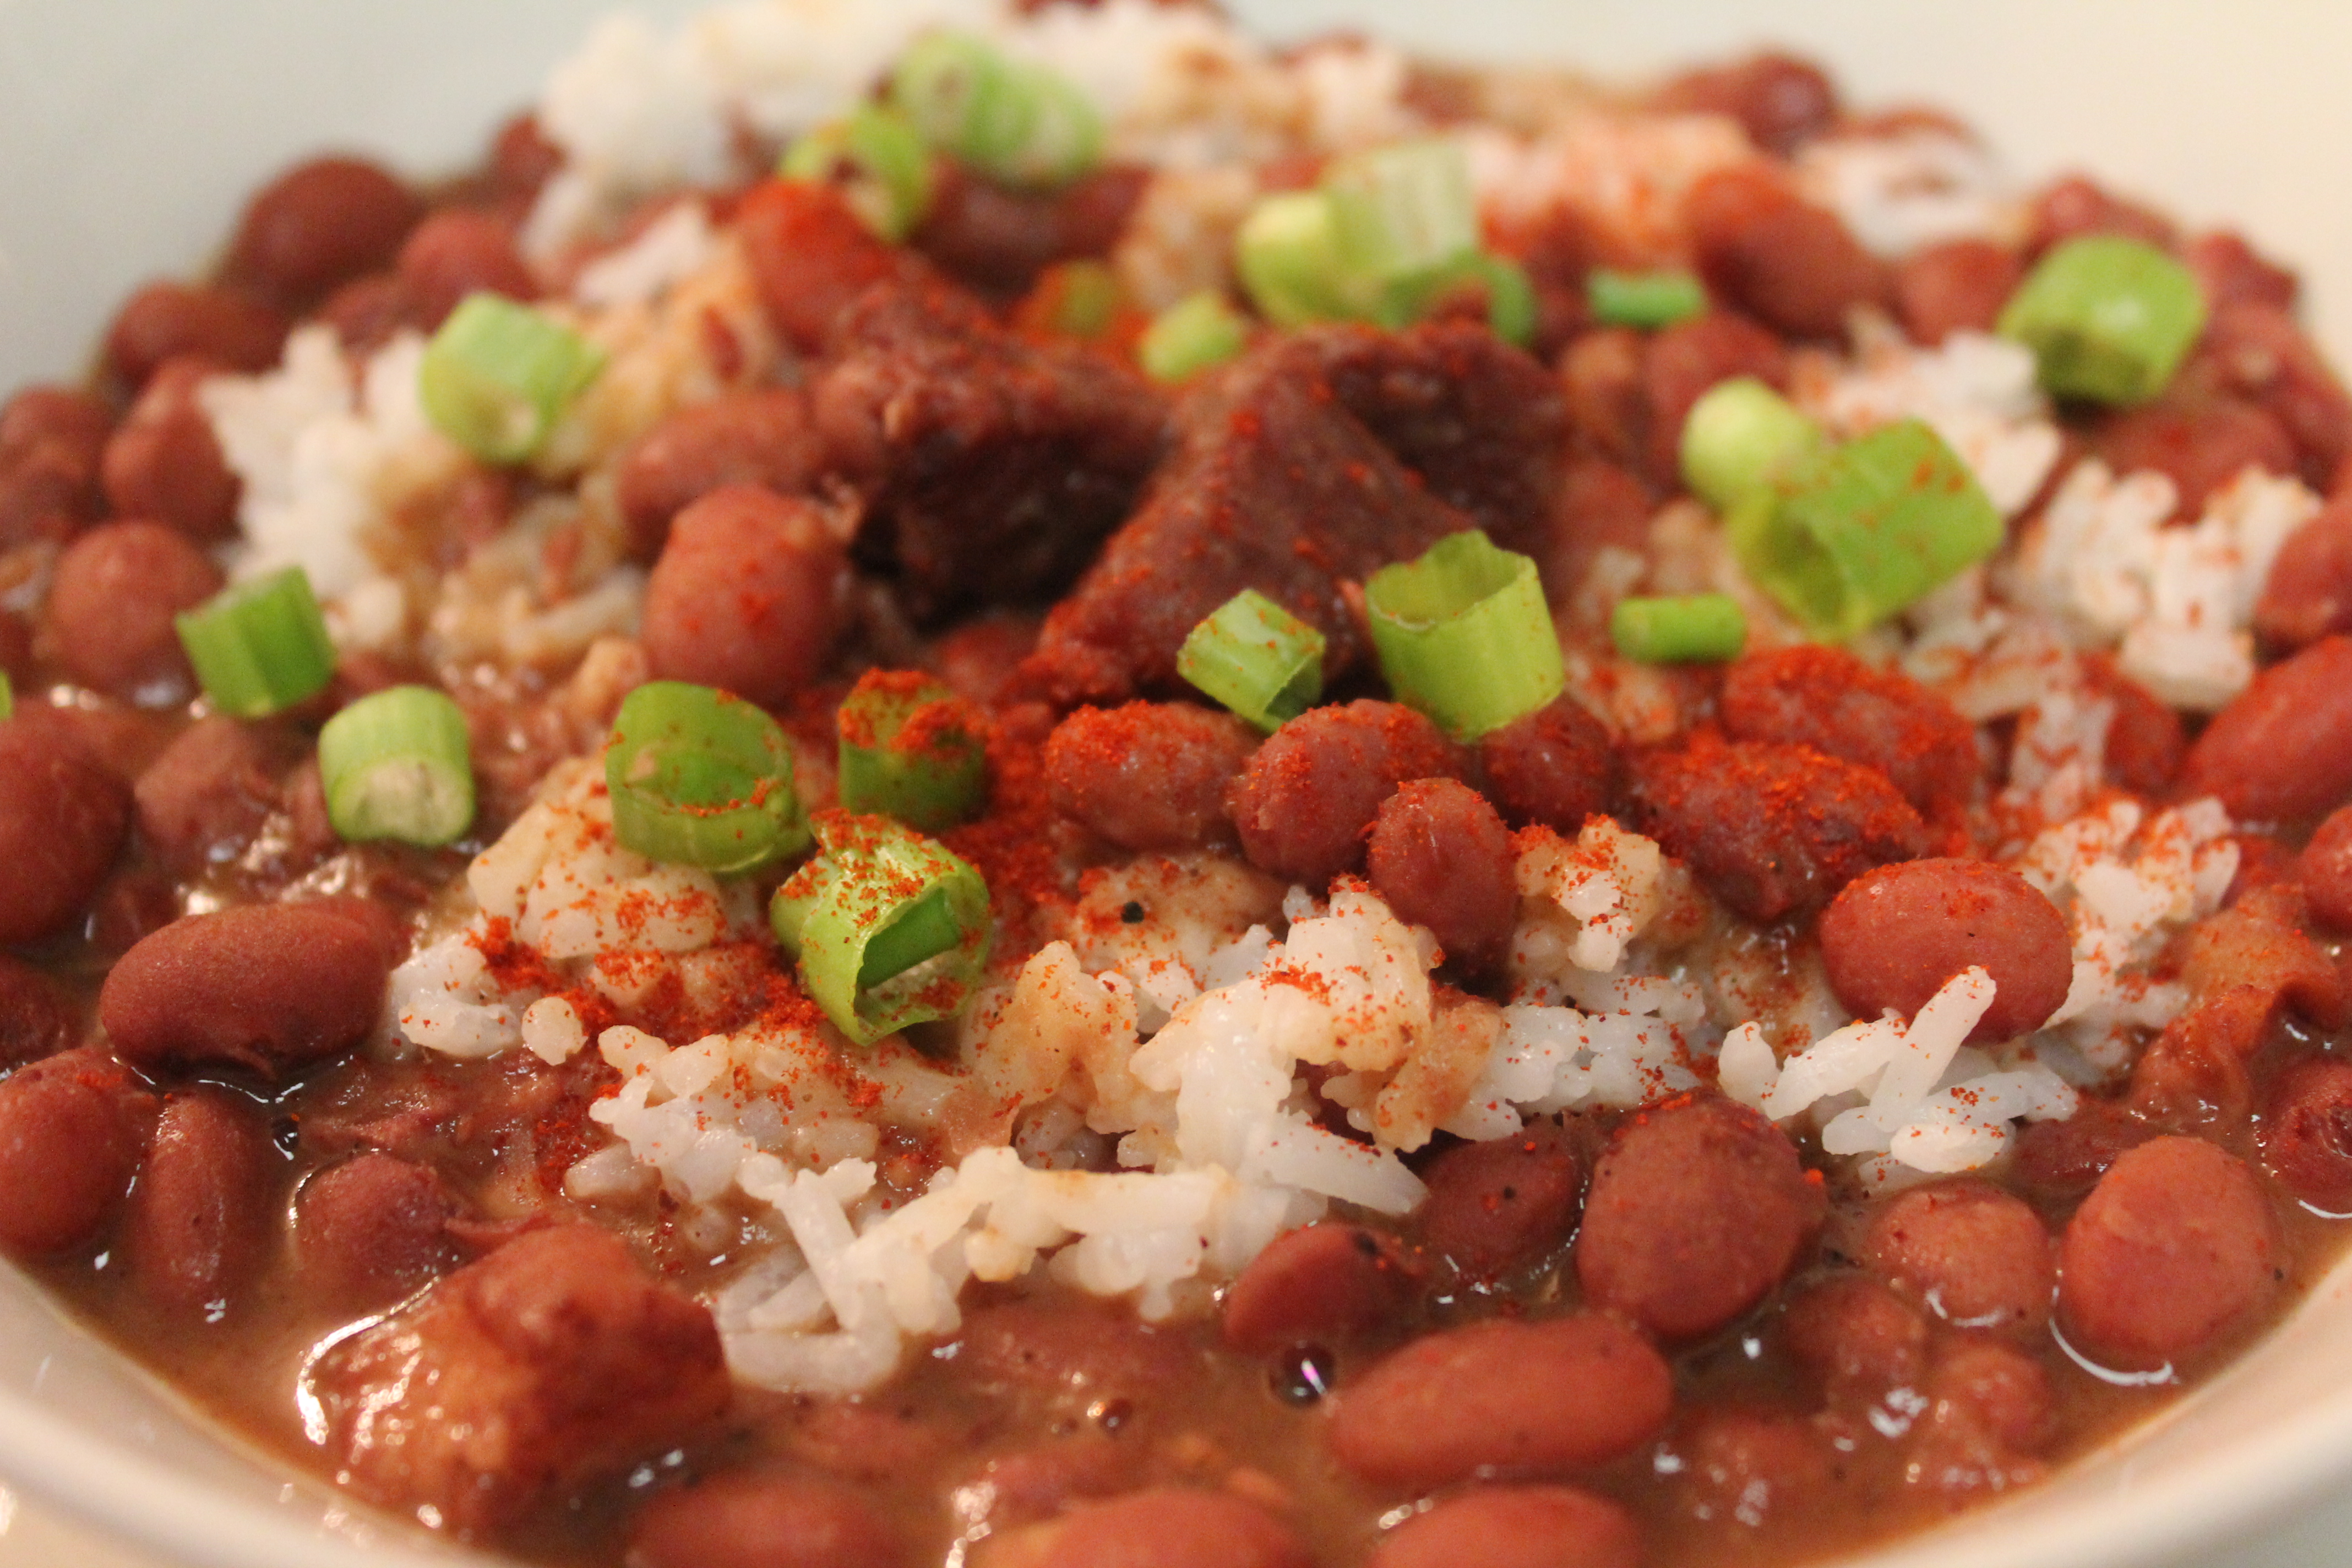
[0,385,112,547]
[44,520,225,700]
[2185,231,2300,314]
[1368,778,1517,971]
[1046,703,1260,853]
[104,281,287,388]
[132,716,298,867]
[0,1049,149,1256]
[1221,1222,1420,1354]
[1818,859,2072,1044]
[1478,698,1618,835]
[2011,1099,2157,1202]
[1673,1408,1830,1526]
[613,389,826,560]
[1640,311,1789,484]
[317,271,419,355]
[2056,1135,2280,1371]
[100,358,240,542]
[2257,493,2352,651]
[99,902,394,1079]
[1576,1096,1822,1341]
[489,114,564,201]
[226,155,423,303]
[2093,395,2294,520]
[1539,456,1656,597]
[395,208,537,330]
[1863,1178,2055,1334]
[2179,883,2344,1027]
[0,956,74,1068]
[1719,644,1980,818]
[2128,983,2277,1131]
[640,485,852,710]
[1415,1118,1582,1282]
[964,1436,1138,1529]
[2079,652,2185,795]
[1654,52,1838,156]
[913,161,1151,297]
[0,718,132,945]
[1686,168,1883,339]
[1015,1489,1310,1568]
[2179,635,2352,823]
[627,1472,903,1568]
[2302,808,2352,929]
[124,1088,277,1317]
[2024,175,2176,257]
[296,1152,467,1310]
[1780,1275,1928,1404]
[1368,1485,1640,1568]
[737,179,928,355]
[1226,700,1461,885]
[1326,1314,1672,1490]
[2195,301,2352,487]
[1908,1340,2055,1494]
[1893,238,2022,345]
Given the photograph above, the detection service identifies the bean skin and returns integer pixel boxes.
[1009,1488,1311,1568]
[0,955,75,1068]
[100,358,240,542]
[226,155,422,303]
[124,1088,277,1317]
[1326,1313,1672,1490]
[2302,807,2352,929]
[0,385,112,547]
[2025,175,2176,257]
[0,1049,150,1256]
[2256,494,2352,651]
[1686,168,1882,339]
[1226,701,1461,886]
[1893,238,2022,345]
[1863,1178,2055,1335]
[1478,698,1619,835]
[1368,778,1517,972]
[1576,1096,1823,1341]
[1366,1485,1641,1568]
[395,208,537,330]
[1781,1276,1929,1407]
[2056,1135,2281,1371]
[613,388,826,560]
[132,715,297,868]
[2185,230,2300,313]
[1221,1222,1420,1355]
[1414,1117,1582,1282]
[44,520,225,700]
[2179,635,2352,823]
[1718,644,1980,818]
[0,718,132,945]
[627,1472,905,1568]
[104,281,287,388]
[1818,859,2073,1044]
[737,179,929,355]
[1046,703,1260,852]
[2093,395,2295,521]
[1653,52,1837,156]
[640,484,852,710]
[2258,1059,2352,1213]
[99,902,395,1080]
[295,1152,468,1311]
[2079,652,2185,795]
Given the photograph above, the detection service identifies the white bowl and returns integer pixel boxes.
[4,4,2351,1566]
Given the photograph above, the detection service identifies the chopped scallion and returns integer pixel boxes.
[1177,589,1326,731]
[1325,139,1480,287]
[1609,594,1747,663]
[174,567,337,718]
[0,671,12,722]
[769,811,992,1046]
[418,293,606,464]
[836,670,988,832]
[1235,190,1360,328]
[1997,235,2206,406]
[1588,268,1707,329]
[605,680,808,874]
[1378,250,1537,346]
[1680,376,1826,514]
[1725,418,2002,641]
[1365,530,1565,740]
[890,31,1102,189]
[1139,291,1250,383]
[317,685,476,847]
[1027,259,1124,340]
[780,103,935,242]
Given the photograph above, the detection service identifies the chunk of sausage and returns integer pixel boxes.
[0,1049,149,1256]
[640,486,852,710]
[1626,737,1929,923]
[124,1088,277,1317]
[0,956,74,1068]
[1221,1222,1420,1355]
[1817,859,2073,1043]
[1863,1178,2055,1335]
[132,716,298,867]
[2093,396,2295,521]
[613,388,825,560]
[100,358,239,541]
[0,718,132,945]
[1478,698,1618,834]
[2257,493,2352,651]
[44,520,225,700]
[1893,238,2022,345]
[2302,807,2352,930]
[104,281,288,389]
[1576,1096,1822,1340]
[1326,1314,1672,1490]
[296,1152,469,1311]
[99,902,394,1079]
[2179,635,2352,822]
[1718,644,1980,818]
[1368,778,1517,972]
[1685,168,1882,339]
[395,208,537,330]
[1226,701,1460,886]
[2056,1135,2280,1371]
[0,385,112,547]
[1414,1118,1582,1282]
[1654,52,1838,155]
[1006,1488,1311,1568]
[1366,1485,1641,1568]
[226,155,423,303]
[2258,1059,2352,1213]
[1046,703,1259,852]
[309,1224,729,1533]
[627,1472,903,1568]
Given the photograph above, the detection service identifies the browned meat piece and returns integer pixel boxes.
[306,1224,729,1534]
[813,286,1167,618]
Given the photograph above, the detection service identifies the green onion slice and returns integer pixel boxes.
[780,103,935,242]
[1610,594,1747,664]
[1379,251,1536,346]
[1588,268,1707,329]
[1679,376,1826,514]
[1325,139,1480,286]
[1365,530,1565,741]
[175,567,337,718]
[0,671,12,722]
[418,293,606,465]
[890,31,1103,189]
[1997,235,2206,406]
[317,684,476,847]
[1039,259,1124,339]
[769,810,993,1046]
[1139,291,1250,383]
[1725,418,2002,641]
[605,680,808,874]
[1177,589,1326,732]
[1235,190,1362,328]
[836,670,988,832]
